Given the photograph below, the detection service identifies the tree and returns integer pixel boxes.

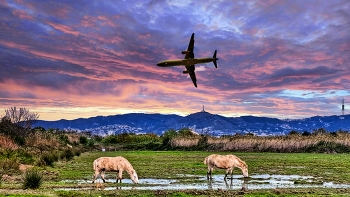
[312,128,327,135]
[0,107,39,145]
[288,130,300,136]
[4,107,39,131]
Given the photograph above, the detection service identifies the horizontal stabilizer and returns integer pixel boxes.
[213,50,218,68]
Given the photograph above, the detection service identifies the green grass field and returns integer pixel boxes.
[1,151,350,196]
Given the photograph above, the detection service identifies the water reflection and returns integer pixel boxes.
[57,174,350,191]
[207,177,249,191]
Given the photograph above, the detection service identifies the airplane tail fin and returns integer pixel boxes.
[213,50,218,68]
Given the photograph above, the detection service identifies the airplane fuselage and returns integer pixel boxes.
[156,33,218,87]
[157,57,216,67]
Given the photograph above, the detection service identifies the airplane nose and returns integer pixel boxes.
[157,62,166,67]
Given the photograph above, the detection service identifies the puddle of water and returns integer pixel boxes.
[57,174,350,191]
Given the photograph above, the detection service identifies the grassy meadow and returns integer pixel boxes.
[1,151,350,196]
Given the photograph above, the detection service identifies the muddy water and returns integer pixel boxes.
[58,174,350,191]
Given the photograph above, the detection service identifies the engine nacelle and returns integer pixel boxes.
[182,51,190,54]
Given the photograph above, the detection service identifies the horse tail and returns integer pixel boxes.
[204,156,209,165]
[93,159,98,171]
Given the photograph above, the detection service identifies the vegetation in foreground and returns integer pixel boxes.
[2,151,350,196]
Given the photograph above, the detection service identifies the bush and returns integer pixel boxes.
[73,149,81,157]
[40,152,58,167]
[79,136,88,145]
[305,141,350,153]
[58,134,69,144]
[178,128,195,136]
[162,129,178,146]
[86,139,95,147]
[22,168,43,189]
[0,158,19,175]
[302,131,311,136]
[41,154,54,167]
[288,130,300,136]
[93,135,103,142]
[0,149,34,164]
[60,149,74,161]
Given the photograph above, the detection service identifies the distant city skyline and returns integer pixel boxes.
[1,0,349,120]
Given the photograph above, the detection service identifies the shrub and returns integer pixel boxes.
[22,168,43,189]
[0,158,19,175]
[60,149,74,161]
[58,134,69,144]
[79,136,88,145]
[305,141,350,153]
[312,128,327,135]
[73,149,81,156]
[41,152,58,167]
[86,139,95,147]
[92,135,103,142]
[42,154,54,167]
[288,130,300,136]
[162,129,178,146]
[0,149,34,164]
[13,136,25,146]
[178,128,194,136]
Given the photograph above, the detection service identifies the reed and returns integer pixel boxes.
[170,136,200,147]
[169,132,350,153]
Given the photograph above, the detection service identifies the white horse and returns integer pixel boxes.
[204,154,248,179]
[92,156,139,184]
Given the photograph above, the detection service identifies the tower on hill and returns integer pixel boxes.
[342,98,345,116]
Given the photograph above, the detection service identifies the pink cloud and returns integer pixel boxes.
[46,21,80,36]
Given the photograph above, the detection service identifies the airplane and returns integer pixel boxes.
[157,33,218,88]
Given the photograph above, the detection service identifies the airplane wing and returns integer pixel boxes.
[184,33,195,59]
[185,65,197,87]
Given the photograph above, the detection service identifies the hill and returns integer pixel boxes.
[34,112,350,136]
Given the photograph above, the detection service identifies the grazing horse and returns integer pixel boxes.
[204,154,248,179]
[92,156,139,184]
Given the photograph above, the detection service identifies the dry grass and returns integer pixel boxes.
[0,135,19,150]
[25,132,61,154]
[19,164,34,173]
[170,133,350,152]
[66,133,80,144]
[170,136,200,147]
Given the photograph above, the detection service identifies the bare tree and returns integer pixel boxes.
[4,107,39,129]
[0,107,39,142]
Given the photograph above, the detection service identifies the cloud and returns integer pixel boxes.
[1,0,350,120]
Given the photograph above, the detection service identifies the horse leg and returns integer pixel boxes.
[207,166,210,180]
[92,171,99,183]
[101,170,106,183]
[224,168,231,180]
[117,170,123,183]
[115,170,119,183]
[207,167,213,180]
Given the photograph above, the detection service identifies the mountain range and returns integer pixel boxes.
[33,110,350,136]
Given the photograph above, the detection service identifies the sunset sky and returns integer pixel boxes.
[1,0,350,121]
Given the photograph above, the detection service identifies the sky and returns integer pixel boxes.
[1,0,350,121]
